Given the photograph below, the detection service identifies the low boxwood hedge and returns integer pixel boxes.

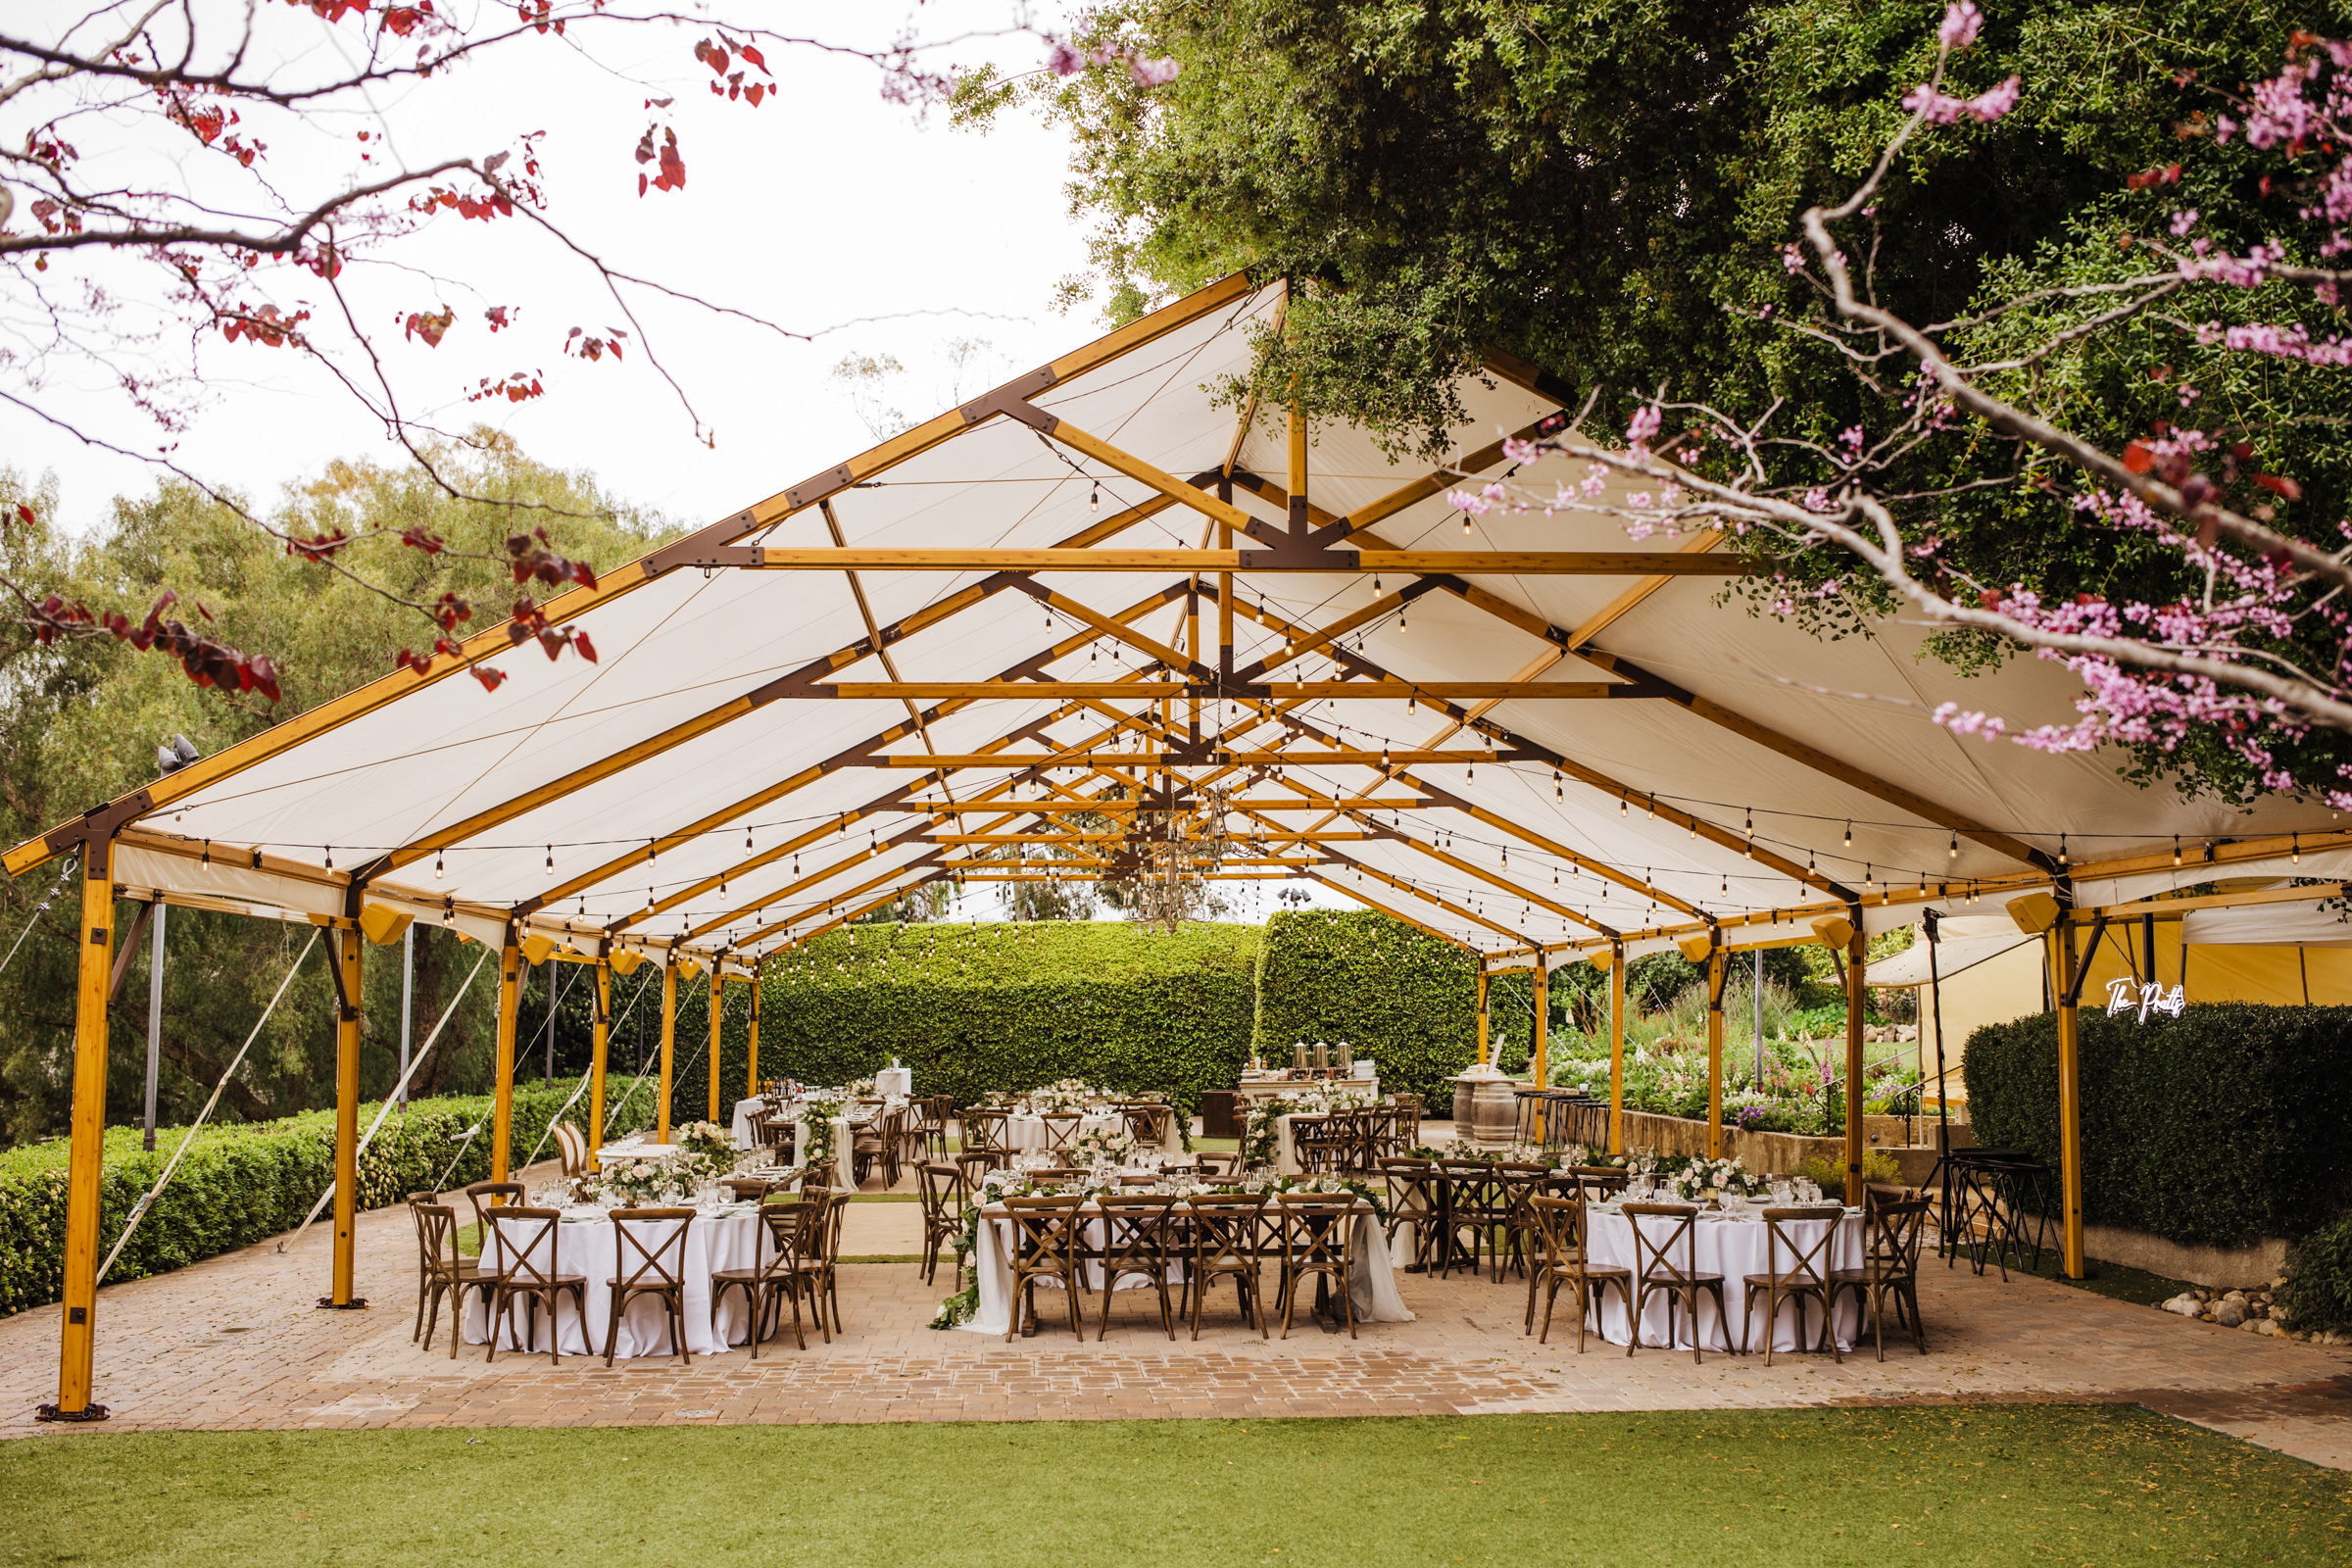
[1962,1003,2352,1249]
[0,1086,650,1318]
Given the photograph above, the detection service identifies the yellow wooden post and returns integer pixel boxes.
[658,961,677,1145]
[586,961,611,1171]
[1607,945,1627,1155]
[46,835,115,1420]
[746,960,761,1094]
[1706,942,1726,1162]
[2051,915,2086,1278]
[1844,922,1867,1206]
[1531,963,1549,1141]
[707,964,723,1125]
[1476,969,1490,1064]
[490,931,521,1183]
[329,926,363,1307]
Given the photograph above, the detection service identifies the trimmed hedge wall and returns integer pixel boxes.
[1251,909,1484,1107]
[756,921,1263,1115]
[1962,1004,2352,1249]
[0,1086,650,1318]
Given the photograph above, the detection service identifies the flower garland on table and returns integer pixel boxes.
[1017,1078,1112,1115]
[798,1097,846,1175]
[1241,1082,1368,1168]
[1256,1173,1390,1224]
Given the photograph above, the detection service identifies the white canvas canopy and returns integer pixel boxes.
[13,272,2343,966]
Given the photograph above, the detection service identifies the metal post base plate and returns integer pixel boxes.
[315,1297,370,1310]
[35,1402,110,1423]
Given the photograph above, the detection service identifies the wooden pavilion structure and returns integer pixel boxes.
[13,271,2349,1418]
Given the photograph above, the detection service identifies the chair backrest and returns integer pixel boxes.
[1862,1181,1919,1216]
[915,1160,961,1221]
[1758,1205,1845,1285]
[1528,1193,1589,1267]
[1029,1165,1084,1183]
[1378,1156,1435,1215]
[1187,1199,1265,1265]
[465,1180,526,1237]
[1566,1166,1629,1199]
[483,1206,564,1288]
[1621,1202,1700,1282]
[1002,1196,1087,1272]
[756,1198,824,1278]
[610,1206,695,1292]
[1097,1194,1176,1264]
[954,1150,1004,1196]
[1441,1159,1501,1210]
[1123,1103,1172,1147]
[962,1107,1007,1152]
[1194,1152,1239,1178]
[410,1200,465,1279]
[1864,1198,1931,1280]
[1273,1194,1356,1269]
[1492,1161,1549,1219]
[1039,1111,1082,1149]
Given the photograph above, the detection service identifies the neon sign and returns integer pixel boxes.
[2103,977,2185,1021]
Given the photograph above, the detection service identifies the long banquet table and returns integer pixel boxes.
[957,1195,1413,1336]
[463,1204,768,1357]
[1582,1205,1866,1352]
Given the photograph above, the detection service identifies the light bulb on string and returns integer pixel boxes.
[2173,835,2181,867]
[2058,834,2069,866]
[1089,484,1100,514]
[323,846,333,871]
[1843,821,1852,849]
[545,845,554,874]
[434,851,445,880]
[1948,833,1958,861]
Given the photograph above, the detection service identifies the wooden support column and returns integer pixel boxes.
[328,926,363,1307]
[1844,921,1867,1206]
[658,961,678,1145]
[586,962,611,1172]
[1608,946,1627,1155]
[490,930,521,1183]
[2051,915,2086,1278]
[1706,941,1726,1162]
[1532,963,1550,1137]
[1476,970,1490,1065]
[707,965,723,1124]
[747,961,762,1094]
[45,834,115,1421]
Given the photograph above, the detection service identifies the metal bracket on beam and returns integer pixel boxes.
[643,515,760,576]
[46,791,153,859]
[2059,913,2109,1010]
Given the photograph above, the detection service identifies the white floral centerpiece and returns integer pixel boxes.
[1069,1124,1137,1166]
[675,1119,734,1166]
[1019,1078,1110,1115]
[592,1154,673,1207]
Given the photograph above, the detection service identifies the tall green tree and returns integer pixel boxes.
[0,438,680,1144]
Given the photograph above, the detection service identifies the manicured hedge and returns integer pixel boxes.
[754,921,1264,1115]
[1962,1004,2352,1249]
[0,1086,651,1319]
[1251,909,1484,1107]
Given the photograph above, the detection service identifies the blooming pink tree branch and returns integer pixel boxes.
[1452,8,2352,808]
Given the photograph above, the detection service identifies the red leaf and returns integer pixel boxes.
[10,503,31,528]
[2122,440,2155,474]
[470,664,508,692]
[2255,473,2303,502]
[572,630,598,662]
[403,309,454,347]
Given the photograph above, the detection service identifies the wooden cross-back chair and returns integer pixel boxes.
[481,1206,587,1365]
[1739,1205,1845,1365]
[603,1207,696,1367]
[1622,1202,1730,1364]
[712,1196,828,1355]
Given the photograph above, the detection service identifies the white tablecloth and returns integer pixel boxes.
[876,1067,912,1099]
[1583,1208,1865,1352]
[1002,1110,1128,1155]
[730,1097,766,1151]
[787,1114,857,1192]
[958,1199,1412,1335]
[463,1207,765,1357]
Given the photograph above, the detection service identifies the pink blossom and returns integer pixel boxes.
[1581,464,1608,498]
[1501,436,1543,464]
[1047,43,1082,76]
[1128,55,1181,88]
[1627,404,1662,453]
[1446,487,1494,516]
[1627,492,1653,510]
[2169,209,2200,237]
[1932,703,2008,741]
[1903,74,2021,124]
[1781,244,1806,274]
[1938,2,1984,50]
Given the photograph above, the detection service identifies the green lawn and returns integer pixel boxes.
[2,1405,2343,1565]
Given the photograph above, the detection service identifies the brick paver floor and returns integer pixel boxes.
[5,1182,2348,1467]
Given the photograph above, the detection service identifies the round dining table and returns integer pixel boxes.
[463,1204,768,1358]
[1582,1204,1866,1353]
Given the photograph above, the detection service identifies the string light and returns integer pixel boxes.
[2058,834,2069,866]
[1555,769,1564,803]
[1089,484,1100,514]
[1620,797,1628,817]
[1948,832,1958,861]
[434,851,444,880]
[323,847,333,871]
[545,845,554,874]
[2172,834,2181,867]
[2293,833,2302,865]
[1843,820,1852,849]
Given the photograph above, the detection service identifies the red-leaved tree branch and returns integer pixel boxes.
[0,2,1177,699]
